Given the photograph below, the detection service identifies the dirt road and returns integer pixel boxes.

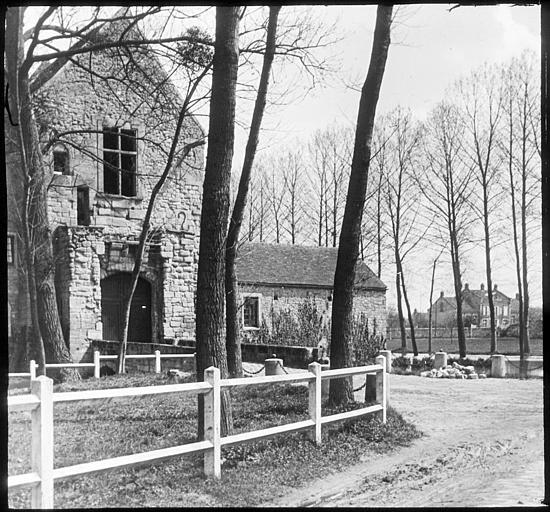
[265,374,545,508]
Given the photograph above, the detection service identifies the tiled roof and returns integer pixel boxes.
[236,243,386,290]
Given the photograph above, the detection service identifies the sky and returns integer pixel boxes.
[227,4,541,312]
[23,4,542,311]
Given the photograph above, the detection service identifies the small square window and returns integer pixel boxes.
[243,296,260,328]
[53,145,70,175]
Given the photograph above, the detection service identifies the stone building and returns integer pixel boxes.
[235,244,387,345]
[7,19,204,367]
[429,283,512,329]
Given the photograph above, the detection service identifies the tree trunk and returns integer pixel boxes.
[450,236,467,358]
[6,6,77,381]
[196,6,240,438]
[225,6,280,378]
[329,5,392,406]
[395,259,407,355]
[482,181,497,354]
[427,255,438,354]
[399,262,418,356]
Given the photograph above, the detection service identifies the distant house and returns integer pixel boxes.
[429,283,512,328]
[235,243,387,345]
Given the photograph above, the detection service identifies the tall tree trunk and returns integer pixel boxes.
[225,6,280,378]
[427,255,439,354]
[376,174,383,278]
[482,182,497,354]
[329,5,392,406]
[6,6,77,381]
[196,6,240,438]
[399,262,418,356]
[395,266,407,355]
[450,234,467,358]
[521,114,531,355]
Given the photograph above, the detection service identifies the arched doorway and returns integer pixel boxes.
[101,273,152,342]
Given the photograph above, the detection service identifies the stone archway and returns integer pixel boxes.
[100,273,152,342]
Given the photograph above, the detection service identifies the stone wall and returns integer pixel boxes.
[239,283,387,346]
[7,35,205,364]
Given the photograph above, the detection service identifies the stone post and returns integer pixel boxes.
[320,363,330,400]
[491,354,506,378]
[265,358,284,376]
[379,350,392,373]
[434,351,447,370]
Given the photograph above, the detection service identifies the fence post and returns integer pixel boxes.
[31,376,54,508]
[155,350,161,374]
[94,351,100,379]
[308,362,322,445]
[375,355,387,424]
[30,360,37,380]
[203,366,221,478]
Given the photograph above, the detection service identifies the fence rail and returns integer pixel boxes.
[7,356,387,507]
[8,351,196,384]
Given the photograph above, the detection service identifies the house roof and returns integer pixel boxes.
[235,243,386,291]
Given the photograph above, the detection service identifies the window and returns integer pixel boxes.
[77,187,90,226]
[439,302,444,313]
[103,126,137,196]
[243,296,260,328]
[7,234,15,264]
[53,145,70,175]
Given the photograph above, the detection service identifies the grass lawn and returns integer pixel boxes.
[386,336,542,356]
[8,372,421,508]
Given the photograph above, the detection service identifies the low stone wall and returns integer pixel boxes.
[241,342,318,369]
[492,355,543,378]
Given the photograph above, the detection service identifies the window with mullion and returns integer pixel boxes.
[103,126,137,196]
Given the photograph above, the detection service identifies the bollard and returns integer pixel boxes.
[491,354,506,378]
[379,350,392,374]
[265,358,284,376]
[434,351,447,370]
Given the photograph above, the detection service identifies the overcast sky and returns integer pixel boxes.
[230,4,541,311]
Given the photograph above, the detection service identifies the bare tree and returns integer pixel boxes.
[416,101,475,359]
[225,6,281,378]
[196,6,240,438]
[329,5,393,406]
[380,107,423,356]
[500,52,541,362]
[282,148,306,244]
[456,65,504,354]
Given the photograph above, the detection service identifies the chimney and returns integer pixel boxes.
[480,283,485,291]
[464,283,469,291]
[440,291,444,298]
[493,284,498,292]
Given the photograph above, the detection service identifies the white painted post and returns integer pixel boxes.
[94,351,100,378]
[203,366,221,478]
[31,376,54,508]
[29,360,37,380]
[379,350,392,374]
[154,350,161,374]
[308,362,322,445]
[375,355,387,424]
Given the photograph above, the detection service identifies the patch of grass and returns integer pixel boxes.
[8,373,421,508]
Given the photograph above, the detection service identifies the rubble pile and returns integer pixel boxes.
[420,361,487,379]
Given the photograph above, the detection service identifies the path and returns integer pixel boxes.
[262,373,545,508]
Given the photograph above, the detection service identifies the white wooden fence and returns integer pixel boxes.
[8,351,196,384]
[7,356,387,508]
